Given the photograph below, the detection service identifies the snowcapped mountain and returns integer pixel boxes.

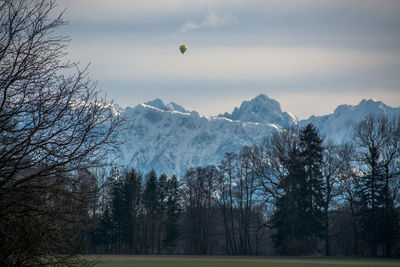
[299,99,400,144]
[143,99,192,114]
[111,95,399,177]
[112,94,294,176]
[219,94,297,127]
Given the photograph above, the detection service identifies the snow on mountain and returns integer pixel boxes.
[113,96,284,177]
[300,99,400,144]
[111,95,399,177]
[144,99,192,114]
[219,94,297,127]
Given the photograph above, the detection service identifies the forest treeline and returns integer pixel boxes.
[84,115,400,257]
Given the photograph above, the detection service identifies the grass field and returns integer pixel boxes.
[89,255,400,267]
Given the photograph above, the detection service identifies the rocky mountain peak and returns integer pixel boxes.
[219,94,296,127]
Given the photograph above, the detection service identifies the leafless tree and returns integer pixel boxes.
[353,115,400,256]
[217,147,260,255]
[181,166,219,254]
[251,127,300,252]
[0,0,121,265]
[321,142,354,256]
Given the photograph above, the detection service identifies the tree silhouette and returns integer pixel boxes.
[0,0,121,265]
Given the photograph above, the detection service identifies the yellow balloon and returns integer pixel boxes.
[179,45,187,55]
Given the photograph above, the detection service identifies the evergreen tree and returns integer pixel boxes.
[97,168,143,253]
[143,170,158,254]
[271,141,305,255]
[122,169,142,252]
[271,124,325,255]
[163,175,181,252]
[156,173,168,253]
[110,175,125,251]
[97,207,113,252]
[92,168,119,253]
[298,124,325,245]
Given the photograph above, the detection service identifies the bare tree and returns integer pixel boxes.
[0,0,121,265]
[217,147,260,255]
[321,142,353,256]
[352,115,400,256]
[181,166,219,254]
[381,116,400,257]
[252,127,300,254]
[217,153,238,255]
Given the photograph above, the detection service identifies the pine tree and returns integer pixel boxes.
[110,176,125,251]
[298,124,325,246]
[156,173,168,253]
[271,124,325,255]
[122,169,142,252]
[143,170,158,254]
[98,207,113,252]
[271,138,306,255]
[163,175,181,253]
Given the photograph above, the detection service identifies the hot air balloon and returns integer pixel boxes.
[179,45,187,55]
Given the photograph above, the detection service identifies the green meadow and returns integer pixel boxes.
[90,255,400,267]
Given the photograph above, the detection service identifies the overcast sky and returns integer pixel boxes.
[59,0,400,119]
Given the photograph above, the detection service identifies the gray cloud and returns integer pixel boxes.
[59,0,400,118]
[181,9,238,32]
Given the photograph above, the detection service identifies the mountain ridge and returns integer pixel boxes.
[299,97,399,143]
[218,94,297,127]
[111,94,400,176]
